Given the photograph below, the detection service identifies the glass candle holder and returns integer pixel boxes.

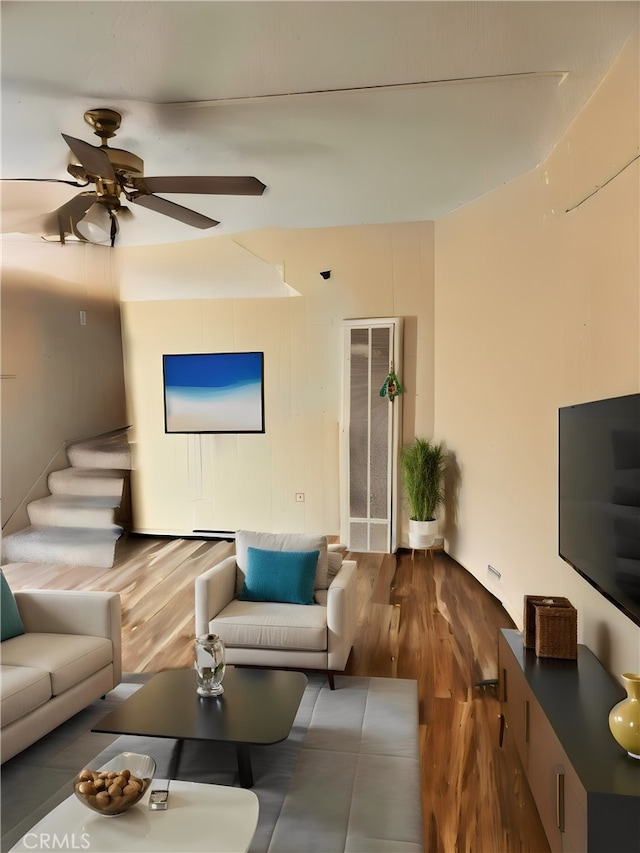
[194,633,226,696]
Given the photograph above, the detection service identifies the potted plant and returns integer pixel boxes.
[400,437,447,548]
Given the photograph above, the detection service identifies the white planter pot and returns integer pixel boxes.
[408,519,438,549]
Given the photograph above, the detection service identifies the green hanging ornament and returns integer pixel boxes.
[379,370,403,400]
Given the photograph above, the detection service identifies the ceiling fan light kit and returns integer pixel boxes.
[14,108,267,246]
[75,201,113,243]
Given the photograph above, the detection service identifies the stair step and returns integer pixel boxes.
[67,432,131,470]
[1,526,122,569]
[49,467,126,497]
[27,494,121,528]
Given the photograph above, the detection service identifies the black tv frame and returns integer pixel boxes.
[163,351,265,435]
[559,393,640,627]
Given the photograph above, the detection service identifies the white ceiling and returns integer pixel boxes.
[2,1,639,248]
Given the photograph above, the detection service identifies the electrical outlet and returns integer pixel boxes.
[295,493,305,503]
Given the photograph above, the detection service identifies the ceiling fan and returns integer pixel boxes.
[13,108,266,246]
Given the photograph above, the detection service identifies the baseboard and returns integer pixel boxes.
[130,527,235,540]
[192,529,236,539]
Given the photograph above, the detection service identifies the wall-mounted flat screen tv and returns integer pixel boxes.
[163,352,265,434]
[559,393,640,627]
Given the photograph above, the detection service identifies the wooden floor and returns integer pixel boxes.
[3,535,550,852]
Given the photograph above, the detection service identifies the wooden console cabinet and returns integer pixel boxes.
[498,629,640,853]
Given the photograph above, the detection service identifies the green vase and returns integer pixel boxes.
[608,673,640,759]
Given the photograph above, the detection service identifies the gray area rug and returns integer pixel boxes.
[1,677,147,853]
[2,674,421,853]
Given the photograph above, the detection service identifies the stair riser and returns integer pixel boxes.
[48,471,125,497]
[1,538,117,569]
[27,504,117,529]
[67,448,131,469]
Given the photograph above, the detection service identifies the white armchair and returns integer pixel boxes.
[195,531,358,688]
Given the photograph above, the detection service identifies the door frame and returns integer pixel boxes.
[340,317,403,552]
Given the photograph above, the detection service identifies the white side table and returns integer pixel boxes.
[10,780,259,853]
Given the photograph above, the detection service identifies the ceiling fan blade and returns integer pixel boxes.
[62,134,116,182]
[41,191,97,238]
[130,193,219,229]
[141,176,266,196]
[55,191,96,217]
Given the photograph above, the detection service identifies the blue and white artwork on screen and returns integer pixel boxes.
[163,352,265,433]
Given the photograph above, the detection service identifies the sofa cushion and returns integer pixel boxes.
[312,552,346,603]
[1,570,25,641]
[327,550,344,581]
[209,599,328,651]
[0,664,51,726]
[239,547,318,605]
[0,633,113,695]
[235,530,329,591]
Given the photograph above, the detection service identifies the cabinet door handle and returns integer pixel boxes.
[524,700,530,743]
[555,771,565,833]
[499,713,506,747]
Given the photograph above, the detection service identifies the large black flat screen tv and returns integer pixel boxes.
[559,393,640,627]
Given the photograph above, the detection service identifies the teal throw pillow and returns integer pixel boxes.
[1,570,26,641]
[239,547,319,605]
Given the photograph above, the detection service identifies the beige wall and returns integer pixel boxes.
[1,241,127,533]
[121,221,435,538]
[434,30,640,674]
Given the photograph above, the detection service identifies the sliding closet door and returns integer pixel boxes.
[341,318,403,552]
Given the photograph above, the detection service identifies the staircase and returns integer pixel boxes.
[1,431,131,569]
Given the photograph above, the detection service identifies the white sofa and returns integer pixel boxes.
[195,531,357,688]
[1,589,122,763]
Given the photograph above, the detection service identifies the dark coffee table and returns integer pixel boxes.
[92,667,307,788]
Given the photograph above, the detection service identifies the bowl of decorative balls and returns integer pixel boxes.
[73,752,156,816]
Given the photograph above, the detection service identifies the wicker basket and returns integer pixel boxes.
[523,595,577,660]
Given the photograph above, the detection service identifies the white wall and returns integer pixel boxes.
[120,221,435,538]
[1,240,127,533]
[434,30,640,675]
